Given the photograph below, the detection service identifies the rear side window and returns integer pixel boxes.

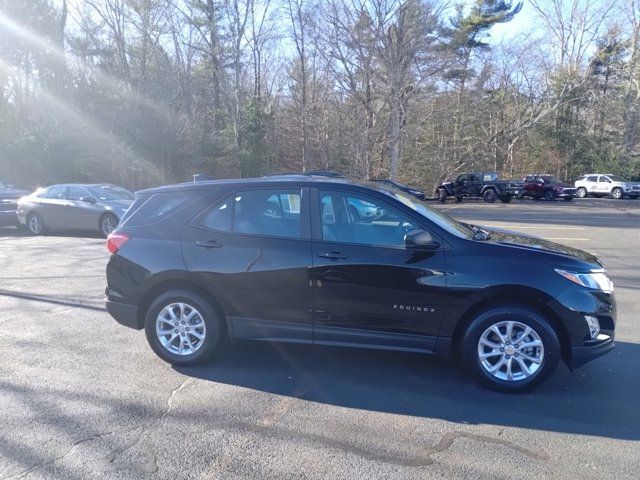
[234,189,302,238]
[201,196,233,232]
[46,185,67,199]
[122,192,193,227]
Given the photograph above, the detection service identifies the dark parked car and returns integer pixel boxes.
[17,184,134,237]
[521,174,576,201]
[0,181,29,227]
[371,179,427,200]
[436,172,520,203]
[105,175,615,392]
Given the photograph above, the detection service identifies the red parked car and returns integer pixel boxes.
[520,174,576,202]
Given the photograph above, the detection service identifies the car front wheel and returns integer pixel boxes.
[144,290,224,366]
[26,212,46,235]
[99,213,119,237]
[437,189,447,203]
[544,190,555,201]
[612,187,623,199]
[461,305,560,392]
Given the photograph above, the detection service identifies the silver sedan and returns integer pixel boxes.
[17,184,134,237]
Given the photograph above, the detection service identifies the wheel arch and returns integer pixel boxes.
[448,287,571,363]
[137,278,230,339]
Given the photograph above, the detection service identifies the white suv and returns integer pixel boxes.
[574,174,640,199]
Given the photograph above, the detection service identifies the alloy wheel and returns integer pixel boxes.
[28,214,43,234]
[155,302,207,356]
[101,215,118,236]
[612,188,623,199]
[477,320,544,382]
[576,188,587,198]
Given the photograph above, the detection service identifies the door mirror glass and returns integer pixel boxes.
[80,196,96,204]
[404,229,440,250]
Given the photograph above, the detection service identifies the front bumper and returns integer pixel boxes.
[567,334,615,369]
[556,188,576,198]
[105,296,142,330]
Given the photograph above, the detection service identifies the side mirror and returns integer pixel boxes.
[80,196,96,204]
[404,229,441,251]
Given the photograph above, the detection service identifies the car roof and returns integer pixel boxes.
[138,175,394,195]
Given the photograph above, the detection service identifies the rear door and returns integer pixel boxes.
[36,185,69,229]
[310,187,447,353]
[181,187,314,343]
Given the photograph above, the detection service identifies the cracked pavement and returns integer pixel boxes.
[0,198,639,479]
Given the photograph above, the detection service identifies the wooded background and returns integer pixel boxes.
[1,0,640,191]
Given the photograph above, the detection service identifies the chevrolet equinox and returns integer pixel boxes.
[105,175,616,391]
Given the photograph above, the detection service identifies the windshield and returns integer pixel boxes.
[541,176,562,184]
[87,185,134,201]
[382,189,473,239]
[608,175,627,182]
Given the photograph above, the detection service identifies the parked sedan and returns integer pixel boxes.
[0,181,29,227]
[17,184,134,236]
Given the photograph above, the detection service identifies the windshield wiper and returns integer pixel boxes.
[468,223,492,241]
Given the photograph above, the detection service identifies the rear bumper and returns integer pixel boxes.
[567,334,615,369]
[0,210,18,227]
[105,297,142,330]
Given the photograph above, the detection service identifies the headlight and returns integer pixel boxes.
[555,268,614,292]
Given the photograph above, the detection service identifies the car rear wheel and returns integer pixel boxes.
[612,187,623,199]
[461,305,560,392]
[145,290,223,366]
[99,213,119,237]
[576,187,587,198]
[564,196,573,202]
[544,190,554,201]
[437,189,447,203]
[483,189,497,203]
[498,195,512,203]
[26,213,45,235]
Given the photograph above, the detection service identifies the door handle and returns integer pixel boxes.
[317,251,348,260]
[196,240,223,249]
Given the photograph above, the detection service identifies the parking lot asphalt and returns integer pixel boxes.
[0,198,639,480]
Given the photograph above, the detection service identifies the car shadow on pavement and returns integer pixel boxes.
[176,339,640,441]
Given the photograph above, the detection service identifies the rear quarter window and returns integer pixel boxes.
[121,191,200,227]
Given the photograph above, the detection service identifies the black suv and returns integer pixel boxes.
[105,175,615,391]
[436,172,519,203]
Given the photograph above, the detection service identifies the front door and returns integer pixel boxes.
[181,187,314,343]
[310,188,447,353]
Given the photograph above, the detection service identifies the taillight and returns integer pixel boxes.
[107,233,130,254]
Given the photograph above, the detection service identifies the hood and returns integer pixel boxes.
[482,226,601,266]
[0,186,29,199]
[99,199,134,210]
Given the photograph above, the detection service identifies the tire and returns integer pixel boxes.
[455,196,463,203]
[144,290,224,366]
[564,196,573,202]
[498,195,512,203]
[437,189,447,203]
[612,187,623,199]
[461,305,560,392]
[544,190,554,201]
[576,187,587,198]
[26,212,46,235]
[483,189,497,203]
[99,213,119,237]
[515,192,525,200]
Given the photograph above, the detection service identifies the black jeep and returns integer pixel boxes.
[436,172,518,203]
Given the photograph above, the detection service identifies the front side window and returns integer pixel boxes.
[320,190,416,247]
[598,176,610,183]
[67,186,91,201]
[46,185,67,199]
[234,189,302,238]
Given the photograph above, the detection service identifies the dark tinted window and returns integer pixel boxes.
[201,196,233,232]
[234,189,301,238]
[320,190,416,247]
[67,186,90,200]
[123,192,191,226]
[586,176,598,182]
[46,185,67,199]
